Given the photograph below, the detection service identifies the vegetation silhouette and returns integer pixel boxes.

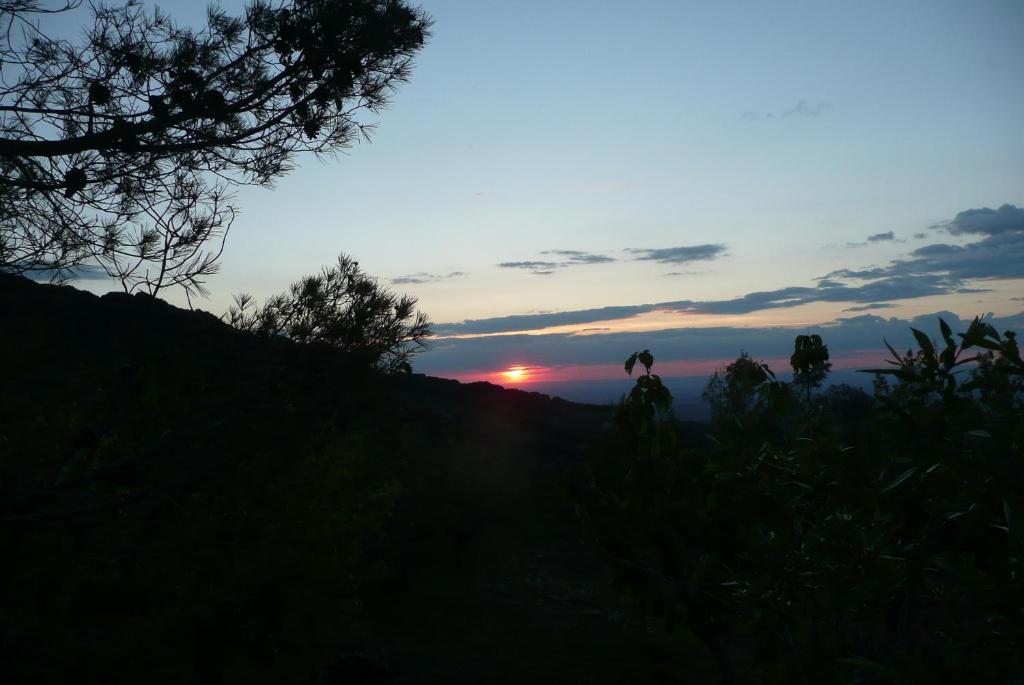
[3,273,1022,682]
[0,0,430,300]
[225,253,431,373]
[583,319,1023,683]
[790,333,831,403]
[2,273,714,684]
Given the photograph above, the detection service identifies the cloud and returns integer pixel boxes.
[843,303,897,312]
[498,250,615,275]
[433,268,997,336]
[433,273,961,336]
[783,100,832,117]
[390,271,466,285]
[499,245,727,275]
[824,267,889,280]
[498,261,561,271]
[913,232,927,239]
[892,232,1024,280]
[434,303,661,336]
[743,100,832,120]
[540,250,616,264]
[439,204,1023,336]
[433,274,952,335]
[941,204,1024,236]
[691,275,956,315]
[418,311,1024,379]
[627,244,728,264]
[848,231,899,247]
[831,206,1024,283]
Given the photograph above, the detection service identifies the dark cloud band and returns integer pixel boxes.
[626,244,727,264]
[439,204,1023,335]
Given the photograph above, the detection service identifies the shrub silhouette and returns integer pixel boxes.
[226,254,431,373]
[617,350,674,439]
[583,318,1024,683]
[702,351,792,434]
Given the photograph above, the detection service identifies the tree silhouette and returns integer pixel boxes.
[0,0,429,301]
[790,333,831,402]
[226,253,431,373]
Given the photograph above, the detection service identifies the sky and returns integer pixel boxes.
[57,0,1024,398]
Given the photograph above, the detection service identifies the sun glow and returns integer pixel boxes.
[500,365,530,383]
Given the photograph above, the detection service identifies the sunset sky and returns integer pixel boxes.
[62,0,1024,393]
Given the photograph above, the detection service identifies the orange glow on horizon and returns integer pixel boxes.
[446,349,889,387]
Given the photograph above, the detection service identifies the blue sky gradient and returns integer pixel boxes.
[56,0,1024,390]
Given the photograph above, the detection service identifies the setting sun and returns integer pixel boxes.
[500,365,530,383]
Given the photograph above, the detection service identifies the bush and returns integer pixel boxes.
[226,254,431,373]
[583,318,1024,683]
[702,351,794,440]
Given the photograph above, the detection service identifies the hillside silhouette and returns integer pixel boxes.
[4,274,1023,683]
[0,273,713,683]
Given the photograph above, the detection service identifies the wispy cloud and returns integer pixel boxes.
[499,245,727,275]
[390,271,466,285]
[783,100,832,118]
[848,231,900,248]
[843,303,898,312]
[498,250,615,275]
[541,250,616,264]
[742,100,833,120]
[498,260,561,271]
[627,244,728,264]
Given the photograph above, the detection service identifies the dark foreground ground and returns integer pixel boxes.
[0,274,713,684]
